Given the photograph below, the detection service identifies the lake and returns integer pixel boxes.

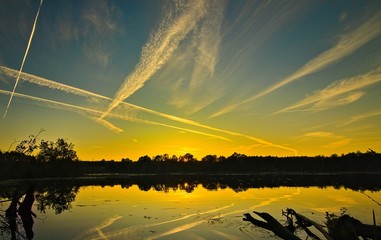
[1,174,381,239]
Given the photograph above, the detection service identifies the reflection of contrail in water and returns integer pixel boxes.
[88,215,123,240]
[91,189,300,239]
[0,89,230,140]
[145,221,204,240]
[3,0,43,119]
[0,66,296,153]
[148,188,301,240]
[86,204,234,240]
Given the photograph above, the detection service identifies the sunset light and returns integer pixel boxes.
[1,1,380,160]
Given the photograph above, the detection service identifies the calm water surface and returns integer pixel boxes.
[1,180,381,240]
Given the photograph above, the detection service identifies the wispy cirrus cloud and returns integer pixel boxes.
[323,138,351,149]
[301,131,351,149]
[168,0,225,114]
[302,131,340,138]
[53,0,121,67]
[339,108,381,126]
[211,10,381,117]
[311,92,365,111]
[278,66,381,112]
[81,0,121,66]
[99,0,209,120]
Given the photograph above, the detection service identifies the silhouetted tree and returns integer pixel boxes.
[37,138,77,162]
[138,155,151,163]
[202,154,217,163]
[15,129,45,155]
[180,153,195,162]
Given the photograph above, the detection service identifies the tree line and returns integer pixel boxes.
[1,133,381,179]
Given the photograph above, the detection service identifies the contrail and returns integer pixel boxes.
[0,66,215,125]
[3,0,43,119]
[339,108,381,127]
[0,88,123,133]
[211,10,381,118]
[0,89,230,141]
[0,66,297,153]
[99,0,208,120]
[278,66,381,113]
[0,66,107,100]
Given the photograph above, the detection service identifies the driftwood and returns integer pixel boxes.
[285,209,332,240]
[243,211,301,240]
[326,212,381,240]
[244,208,381,240]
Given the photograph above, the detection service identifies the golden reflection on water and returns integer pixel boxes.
[58,185,381,240]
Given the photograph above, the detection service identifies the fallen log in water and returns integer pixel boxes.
[285,209,332,240]
[325,211,381,240]
[244,208,381,240]
[243,211,301,240]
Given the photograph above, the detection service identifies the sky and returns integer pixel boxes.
[0,0,381,160]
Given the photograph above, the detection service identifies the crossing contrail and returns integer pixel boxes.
[3,0,43,119]
[0,66,297,154]
[0,89,231,141]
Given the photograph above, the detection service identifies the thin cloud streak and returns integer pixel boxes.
[1,66,108,100]
[94,117,123,133]
[339,108,381,126]
[323,138,351,149]
[0,66,208,126]
[300,131,352,149]
[279,67,381,113]
[99,0,208,120]
[0,66,295,153]
[311,91,365,111]
[3,0,43,119]
[303,131,341,138]
[0,89,230,141]
[212,10,381,118]
[0,88,123,133]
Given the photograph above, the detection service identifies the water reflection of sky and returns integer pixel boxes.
[14,185,379,239]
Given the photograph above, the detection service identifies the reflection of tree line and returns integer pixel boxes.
[124,173,381,192]
[1,172,380,199]
[0,185,78,239]
[1,150,381,180]
[0,173,380,239]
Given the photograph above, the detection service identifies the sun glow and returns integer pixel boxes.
[1,1,381,159]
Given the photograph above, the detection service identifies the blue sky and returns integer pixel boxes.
[1,0,381,160]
